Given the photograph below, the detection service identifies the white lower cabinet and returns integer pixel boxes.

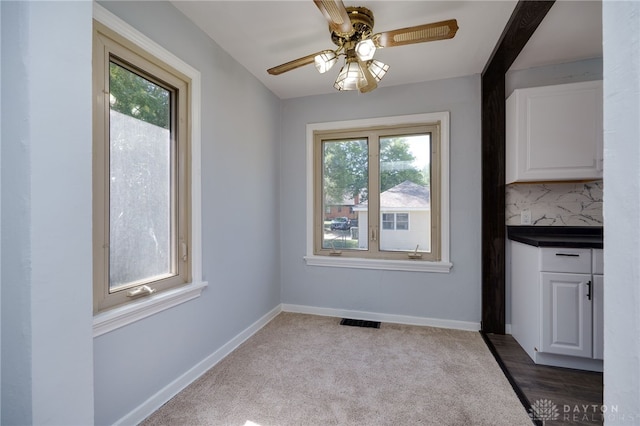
[540,272,593,358]
[510,241,603,371]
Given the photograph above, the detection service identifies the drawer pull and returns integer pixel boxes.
[555,253,580,257]
[586,280,592,300]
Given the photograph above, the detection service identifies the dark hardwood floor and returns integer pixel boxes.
[482,333,603,426]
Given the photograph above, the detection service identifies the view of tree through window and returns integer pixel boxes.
[109,61,170,129]
[322,139,368,250]
[109,61,174,290]
[320,133,431,254]
[379,135,431,253]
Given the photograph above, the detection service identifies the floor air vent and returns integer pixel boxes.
[340,318,381,329]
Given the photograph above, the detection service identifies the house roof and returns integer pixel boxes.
[353,180,430,211]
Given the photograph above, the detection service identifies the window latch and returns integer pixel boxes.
[370,227,377,242]
[329,242,342,256]
[408,244,422,259]
[181,242,188,262]
[127,285,156,298]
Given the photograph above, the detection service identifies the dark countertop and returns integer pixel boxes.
[507,226,603,249]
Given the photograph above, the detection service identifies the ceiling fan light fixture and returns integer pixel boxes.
[266,3,459,95]
[367,59,389,82]
[334,59,365,91]
[314,50,338,73]
[355,38,376,61]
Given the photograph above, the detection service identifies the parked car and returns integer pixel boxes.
[330,217,351,230]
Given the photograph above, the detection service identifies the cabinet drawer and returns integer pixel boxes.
[541,248,591,273]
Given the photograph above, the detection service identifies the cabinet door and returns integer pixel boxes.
[592,274,604,360]
[506,80,603,183]
[541,272,593,357]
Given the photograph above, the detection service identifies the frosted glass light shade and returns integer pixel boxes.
[334,60,365,91]
[314,51,337,74]
[368,60,389,82]
[355,39,376,61]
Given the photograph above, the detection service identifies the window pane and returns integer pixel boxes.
[109,61,174,290]
[322,139,368,250]
[379,134,431,252]
[396,213,409,230]
[382,213,395,230]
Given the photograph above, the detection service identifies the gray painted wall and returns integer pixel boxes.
[93,2,282,424]
[1,2,94,424]
[279,76,483,324]
[506,57,603,96]
[603,1,640,421]
[0,0,2,418]
[503,57,602,327]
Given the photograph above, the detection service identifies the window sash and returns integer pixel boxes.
[108,57,177,292]
[93,21,192,313]
[313,123,441,261]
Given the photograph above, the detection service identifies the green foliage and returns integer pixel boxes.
[323,137,428,204]
[109,62,170,129]
[323,139,368,203]
[380,138,427,192]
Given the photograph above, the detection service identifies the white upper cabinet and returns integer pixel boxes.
[506,80,603,184]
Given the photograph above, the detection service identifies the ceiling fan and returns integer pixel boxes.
[267,0,459,93]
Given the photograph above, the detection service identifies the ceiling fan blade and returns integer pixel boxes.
[375,19,459,48]
[313,0,353,36]
[267,52,323,75]
[357,59,377,93]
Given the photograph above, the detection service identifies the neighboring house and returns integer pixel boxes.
[325,194,359,221]
[353,181,430,251]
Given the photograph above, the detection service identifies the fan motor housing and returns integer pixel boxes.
[331,7,374,46]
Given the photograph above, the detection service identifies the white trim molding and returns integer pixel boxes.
[282,304,480,332]
[305,112,451,272]
[93,282,208,337]
[303,255,452,273]
[92,3,207,336]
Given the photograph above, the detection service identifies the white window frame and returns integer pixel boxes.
[92,3,207,337]
[396,213,409,230]
[382,213,396,230]
[386,212,410,231]
[304,112,452,273]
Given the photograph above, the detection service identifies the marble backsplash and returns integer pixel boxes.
[506,181,603,226]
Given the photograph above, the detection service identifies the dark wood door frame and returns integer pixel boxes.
[481,1,555,334]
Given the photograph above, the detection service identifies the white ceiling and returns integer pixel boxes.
[172,1,603,100]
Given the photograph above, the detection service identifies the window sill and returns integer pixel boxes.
[93,280,208,337]
[303,255,452,273]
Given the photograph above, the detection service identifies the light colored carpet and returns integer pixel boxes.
[142,312,532,426]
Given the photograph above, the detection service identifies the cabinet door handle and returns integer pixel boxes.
[556,253,580,257]
[586,280,592,300]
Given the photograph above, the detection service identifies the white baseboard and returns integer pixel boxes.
[281,303,481,332]
[115,304,282,426]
